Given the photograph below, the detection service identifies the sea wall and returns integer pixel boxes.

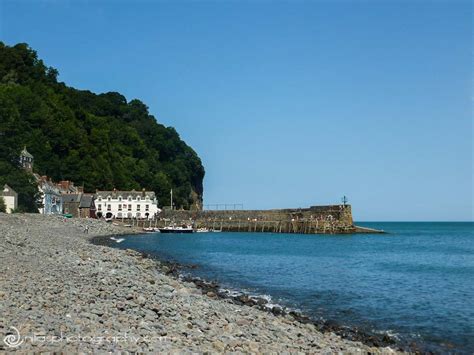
[161,204,357,234]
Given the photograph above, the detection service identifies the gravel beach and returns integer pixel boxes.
[0,213,401,353]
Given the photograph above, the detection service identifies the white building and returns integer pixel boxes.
[1,184,18,213]
[95,189,160,219]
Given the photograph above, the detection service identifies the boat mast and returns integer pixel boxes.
[170,189,173,210]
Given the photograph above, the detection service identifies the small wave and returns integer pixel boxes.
[263,303,280,310]
[249,293,272,302]
[218,288,244,298]
[373,329,401,341]
[216,287,291,312]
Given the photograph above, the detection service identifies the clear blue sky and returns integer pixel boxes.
[1,0,472,221]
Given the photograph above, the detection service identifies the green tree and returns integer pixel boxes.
[0,161,41,212]
[0,42,205,209]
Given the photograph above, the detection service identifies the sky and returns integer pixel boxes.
[0,0,472,221]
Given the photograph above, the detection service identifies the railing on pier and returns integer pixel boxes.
[203,203,244,211]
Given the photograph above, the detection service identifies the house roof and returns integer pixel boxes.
[95,190,156,200]
[39,181,61,195]
[79,195,94,208]
[62,194,81,203]
[57,180,79,194]
[20,146,34,159]
[2,184,17,197]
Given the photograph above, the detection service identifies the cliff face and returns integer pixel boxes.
[0,42,204,209]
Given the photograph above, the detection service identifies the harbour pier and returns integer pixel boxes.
[158,205,384,234]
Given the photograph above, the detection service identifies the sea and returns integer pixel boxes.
[106,222,474,353]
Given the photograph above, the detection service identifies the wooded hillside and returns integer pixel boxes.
[0,42,204,211]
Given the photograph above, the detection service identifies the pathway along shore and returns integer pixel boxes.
[0,214,400,353]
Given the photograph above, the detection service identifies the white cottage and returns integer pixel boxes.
[1,184,18,213]
[95,189,160,220]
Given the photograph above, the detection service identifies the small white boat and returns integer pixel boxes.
[142,227,155,233]
[110,237,125,243]
[159,225,194,234]
[196,227,209,233]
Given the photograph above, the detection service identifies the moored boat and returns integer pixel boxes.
[159,225,194,234]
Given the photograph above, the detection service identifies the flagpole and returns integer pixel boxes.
[170,189,173,210]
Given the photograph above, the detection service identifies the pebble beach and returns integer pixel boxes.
[0,213,401,353]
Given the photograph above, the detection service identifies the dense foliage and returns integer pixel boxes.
[0,196,6,212]
[0,42,204,211]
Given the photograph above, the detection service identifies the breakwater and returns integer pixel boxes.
[160,204,380,234]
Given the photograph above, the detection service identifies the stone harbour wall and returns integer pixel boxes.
[161,205,356,234]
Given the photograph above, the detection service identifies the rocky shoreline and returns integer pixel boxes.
[1,213,402,353]
[139,260,400,348]
[92,237,404,350]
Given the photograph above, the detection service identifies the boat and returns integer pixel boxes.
[196,227,209,233]
[158,225,194,234]
[195,227,222,233]
[142,227,155,233]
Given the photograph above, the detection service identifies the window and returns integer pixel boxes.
[145,204,149,211]
[137,204,141,211]
[97,204,102,211]
[128,204,132,211]
[137,196,141,201]
[118,196,122,201]
[118,204,122,211]
[98,197,102,202]
[128,196,132,201]
[107,196,111,202]
[136,212,141,218]
[107,205,111,211]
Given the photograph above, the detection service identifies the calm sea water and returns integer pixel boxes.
[110,222,473,353]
